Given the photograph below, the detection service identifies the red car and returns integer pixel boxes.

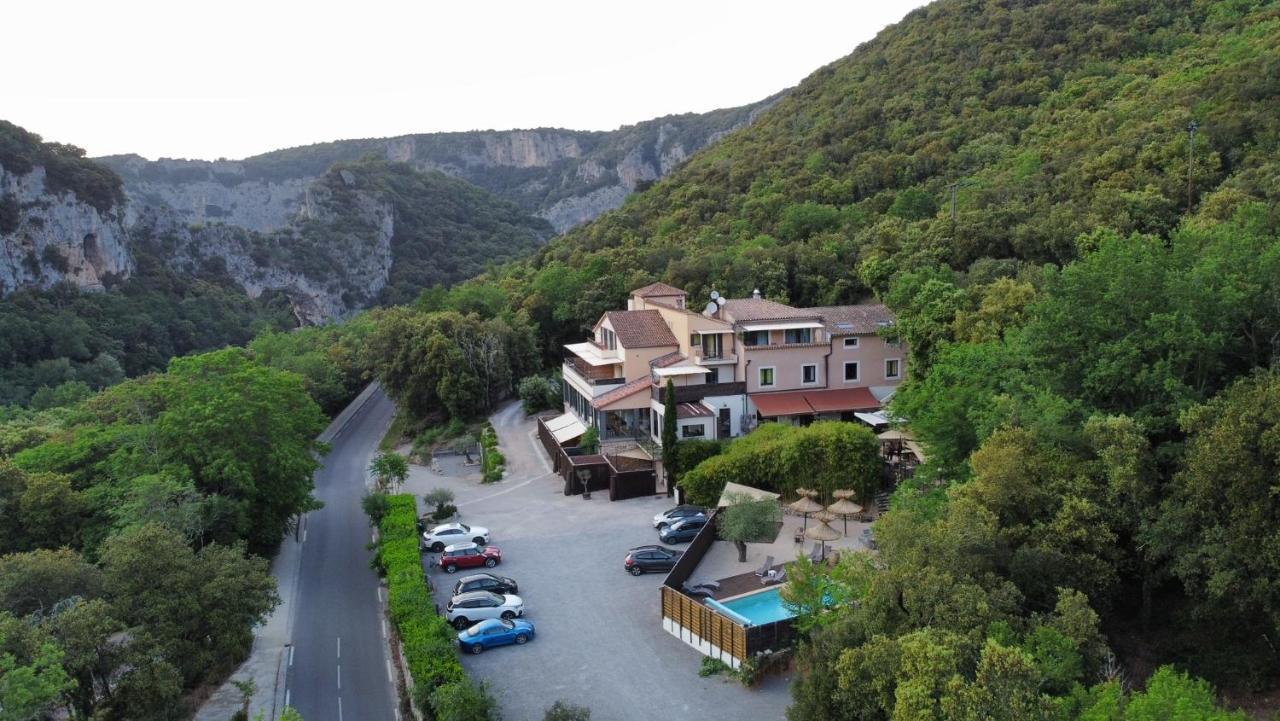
[440,543,502,573]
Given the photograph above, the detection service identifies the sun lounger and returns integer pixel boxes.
[754,555,775,577]
[762,567,788,585]
[808,543,823,563]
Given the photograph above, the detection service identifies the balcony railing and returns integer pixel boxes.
[652,381,747,404]
[563,360,626,386]
[692,346,737,364]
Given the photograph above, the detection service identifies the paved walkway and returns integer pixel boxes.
[405,401,793,721]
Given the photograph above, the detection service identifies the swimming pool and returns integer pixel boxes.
[706,586,794,626]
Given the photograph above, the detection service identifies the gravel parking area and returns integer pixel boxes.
[405,402,793,721]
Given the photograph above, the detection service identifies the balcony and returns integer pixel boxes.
[652,381,747,404]
[692,346,737,365]
[563,360,627,396]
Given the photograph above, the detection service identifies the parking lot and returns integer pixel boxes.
[404,403,792,721]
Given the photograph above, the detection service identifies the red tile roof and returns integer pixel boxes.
[632,282,687,298]
[605,310,678,348]
[807,304,896,335]
[721,297,820,323]
[591,377,652,409]
[676,402,714,419]
[651,352,686,368]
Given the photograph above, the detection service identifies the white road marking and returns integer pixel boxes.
[289,646,294,667]
[284,690,289,707]
[457,472,548,508]
[337,636,341,659]
[337,664,341,689]
[381,619,388,639]
[386,658,394,683]
[338,696,343,721]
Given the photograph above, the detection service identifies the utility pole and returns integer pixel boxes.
[1187,120,1198,213]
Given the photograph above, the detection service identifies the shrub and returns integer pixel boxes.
[431,503,458,522]
[518,375,561,414]
[361,492,391,527]
[378,495,477,716]
[699,657,730,677]
[579,426,599,454]
[480,423,504,483]
[431,680,501,721]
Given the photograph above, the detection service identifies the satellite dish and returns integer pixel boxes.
[715,296,726,306]
[710,290,720,300]
[703,302,718,316]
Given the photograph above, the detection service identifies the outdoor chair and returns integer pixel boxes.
[762,567,788,585]
[754,555,775,577]
[793,526,804,544]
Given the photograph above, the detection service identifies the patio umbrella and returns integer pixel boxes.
[788,495,823,531]
[804,520,841,561]
[826,498,864,535]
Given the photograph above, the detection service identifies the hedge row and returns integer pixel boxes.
[379,494,493,717]
[480,424,504,483]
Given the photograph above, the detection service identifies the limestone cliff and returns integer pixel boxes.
[0,163,133,294]
[98,92,785,235]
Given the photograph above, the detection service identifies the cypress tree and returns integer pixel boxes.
[662,378,678,497]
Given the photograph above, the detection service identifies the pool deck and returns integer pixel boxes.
[708,565,788,600]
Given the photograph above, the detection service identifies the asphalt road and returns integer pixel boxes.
[288,388,398,721]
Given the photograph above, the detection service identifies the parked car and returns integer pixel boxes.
[624,545,683,576]
[439,543,502,573]
[652,505,706,529]
[452,572,519,597]
[422,522,490,553]
[659,516,708,544]
[445,590,524,630]
[457,617,536,654]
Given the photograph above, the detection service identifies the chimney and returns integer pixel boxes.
[752,288,762,300]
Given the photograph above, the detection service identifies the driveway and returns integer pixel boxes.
[402,402,793,721]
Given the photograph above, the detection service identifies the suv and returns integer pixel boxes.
[659,516,708,544]
[439,543,502,573]
[422,522,490,553]
[624,545,683,576]
[453,572,519,597]
[652,505,706,529]
[445,590,524,630]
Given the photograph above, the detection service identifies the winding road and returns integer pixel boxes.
[288,387,399,721]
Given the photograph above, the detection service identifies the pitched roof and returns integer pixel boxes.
[807,304,896,335]
[676,402,714,419]
[632,281,687,298]
[651,352,686,368]
[605,310,678,348]
[721,297,820,323]
[591,377,652,409]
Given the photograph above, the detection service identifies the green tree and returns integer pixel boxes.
[370,451,410,492]
[544,700,591,721]
[0,548,103,617]
[661,379,678,494]
[579,426,599,455]
[155,348,327,554]
[718,494,782,562]
[0,633,73,721]
[98,523,279,687]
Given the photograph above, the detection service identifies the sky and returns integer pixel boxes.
[4,0,928,161]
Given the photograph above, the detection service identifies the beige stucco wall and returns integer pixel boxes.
[740,345,833,393]
[828,334,907,387]
[622,345,677,381]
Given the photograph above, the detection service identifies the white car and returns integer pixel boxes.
[445,590,524,630]
[422,522,489,552]
[652,505,707,529]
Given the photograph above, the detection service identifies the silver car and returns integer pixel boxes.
[445,590,524,630]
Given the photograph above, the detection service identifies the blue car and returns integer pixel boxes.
[457,617,536,654]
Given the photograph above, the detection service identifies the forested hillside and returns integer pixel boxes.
[437,0,1280,714]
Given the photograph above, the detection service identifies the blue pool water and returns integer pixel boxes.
[708,587,794,626]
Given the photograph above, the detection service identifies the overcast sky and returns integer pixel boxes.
[4,0,927,161]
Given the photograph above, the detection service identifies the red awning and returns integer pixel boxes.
[752,387,882,418]
[750,390,814,417]
[803,387,880,413]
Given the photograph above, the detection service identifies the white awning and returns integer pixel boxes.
[544,413,588,443]
[739,320,825,331]
[854,411,891,427]
[653,365,708,377]
[564,342,619,366]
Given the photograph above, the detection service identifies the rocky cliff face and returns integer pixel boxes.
[0,164,133,293]
[98,92,785,235]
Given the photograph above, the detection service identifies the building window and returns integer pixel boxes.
[759,367,775,387]
[843,337,859,348]
[885,358,901,379]
[844,361,860,382]
[784,328,812,344]
[705,368,719,384]
[681,424,706,438]
[743,330,769,347]
[802,364,817,384]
